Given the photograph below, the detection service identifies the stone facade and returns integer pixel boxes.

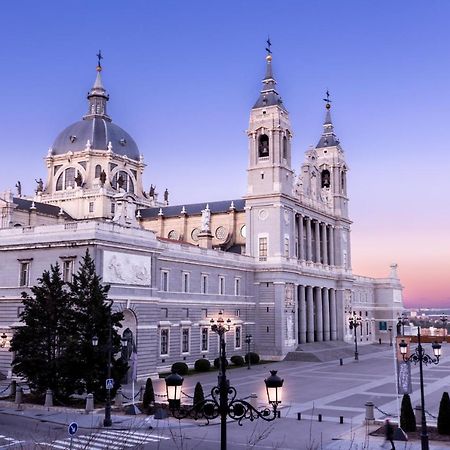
[0,52,404,380]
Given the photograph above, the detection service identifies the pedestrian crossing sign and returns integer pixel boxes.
[105,378,114,390]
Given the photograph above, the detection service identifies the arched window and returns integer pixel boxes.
[282,136,288,160]
[95,165,102,178]
[321,170,331,188]
[111,170,135,194]
[56,167,78,191]
[341,171,346,193]
[258,134,269,158]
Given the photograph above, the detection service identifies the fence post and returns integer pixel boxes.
[85,393,94,413]
[365,401,375,422]
[10,380,17,398]
[339,358,343,366]
[139,385,145,402]
[44,389,53,408]
[249,393,258,409]
[115,388,123,408]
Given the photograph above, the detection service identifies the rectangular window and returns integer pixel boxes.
[235,326,242,349]
[89,202,94,213]
[259,237,268,261]
[62,260,73,283]
[161,271,169,292]
[379,321,387,331]
[201,327,209,352]
[111,203,115,214]
[219,276,225,295]
[201,274,208,294]
[181,328,190,353]
[182,272,190,293]
[19,262,30,287]
[234,278,240,296]
[160,307,168,318]
[183,308,189,318]
[235,309,241,317]
[201,308,208,318]
[160,328,169,356]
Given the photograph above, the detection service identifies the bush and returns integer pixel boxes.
[230,355,245,366]
[400,393,416,432]
[214,357,229,369]
[142,378,155,409]
[245,352,260,364]
[438,392,450,434]
[194,358,211,372]
[171,362,189,376]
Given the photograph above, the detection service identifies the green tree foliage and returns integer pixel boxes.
[438,391,450,434]
[142,378,155,409]
[400,393,416,432]
[10,264,79,401]
[68,250,128,400]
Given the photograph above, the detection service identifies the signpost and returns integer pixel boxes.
[106,378,114,390]
[68,422,78,450]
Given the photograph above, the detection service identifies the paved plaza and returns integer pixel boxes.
[1,344,450,449]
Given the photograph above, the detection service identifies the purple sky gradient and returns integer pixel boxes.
[1,1,449,306]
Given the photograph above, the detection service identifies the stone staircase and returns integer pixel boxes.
[284,342,389,362]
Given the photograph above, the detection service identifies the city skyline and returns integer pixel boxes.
[1,1,448,307]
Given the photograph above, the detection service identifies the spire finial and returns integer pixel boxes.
[96,50,103,72]
[323,89,332,110]
[265,36,272,62]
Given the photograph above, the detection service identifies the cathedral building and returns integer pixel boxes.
[0,51,403,379]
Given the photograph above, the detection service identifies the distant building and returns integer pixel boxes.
[0,51,404,379]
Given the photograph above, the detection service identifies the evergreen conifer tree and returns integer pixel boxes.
[142,378,155,409]
[193,381,205,412]
[438,391,450,434]
[400,393,416,432]
[10,264,79,400]
[68,250,128,400]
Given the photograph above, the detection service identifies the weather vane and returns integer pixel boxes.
[323,89,332,109]
[265,37,272,55]
[96,50,103,70]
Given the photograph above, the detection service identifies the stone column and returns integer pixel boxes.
[299,215,305,261]
[314,221,321,263]
[330,289,337,340]
[322,288,330,341]
[306,286,314,342]
[298,285,307,344]
[330,226,335,266]
[335,289,345,340]
[306,217,312,261]
[322,223,328,265]
[315,287,323,342]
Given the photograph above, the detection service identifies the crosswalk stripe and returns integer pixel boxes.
[101,430,161,443]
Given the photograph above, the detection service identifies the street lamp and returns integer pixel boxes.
[0,332,7,348]
[349,313,362,360]
[399,327,442,450]
[245,334,252,370]
[388,326,393,347]
[166,311,283,450]
[440,315,448,338]
[397,313,408,336]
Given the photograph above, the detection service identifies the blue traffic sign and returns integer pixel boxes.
[105,378,114,390]
[68,422,78,436]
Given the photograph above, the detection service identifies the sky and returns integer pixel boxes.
[0,1,449,308]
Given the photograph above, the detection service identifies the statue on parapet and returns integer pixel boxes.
[149,184,155,197]
[164,188,169,204]
[15,181,22,197]
[99,170,107,186]
[35,178,43,193]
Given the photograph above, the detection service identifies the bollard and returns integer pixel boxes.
[379,338,382,345]
[115,388,123,408]
[139,385,145,402]
[44,389,53,408]
[277,410,281,418]
[365,401,375,421]
[297,412,302,420]
[318,414,322,422]
[339,416,344,424]
[15,386,23,409]
[85,393,94,413]
[339,358,343,366]
[249,393,258,409]
[10,380,16,398]
[414,405,422,426]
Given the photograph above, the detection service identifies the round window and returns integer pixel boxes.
[215,226,227,240]
[191,228,200,241]
[240,225,247,238]
[168,230,178,240]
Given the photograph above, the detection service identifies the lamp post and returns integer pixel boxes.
[92,300,124,428]
[388,326,393,347]
[245,334,252,370]
[349,313,362,360]
[0,332,7,348]
[398,313,408,336]
[166,311,283,450]
[399,327,442,450]
[440,315,448,338]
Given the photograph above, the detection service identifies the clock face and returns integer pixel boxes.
[191,228,200,241]
[240,225,247,238]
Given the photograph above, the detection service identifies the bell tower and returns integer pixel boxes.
[247,46,294,197]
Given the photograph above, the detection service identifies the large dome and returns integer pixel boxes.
[51,117,140,161]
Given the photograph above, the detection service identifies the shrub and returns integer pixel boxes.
[193,382,205,411]
[214,357,229,369]
[142,378,155,410]
[171,362,189,376]
[194,358,211,372]
[400,393,416,432]
[230,355,245,366]
[438,392,450,434]
[245,352,260,364]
